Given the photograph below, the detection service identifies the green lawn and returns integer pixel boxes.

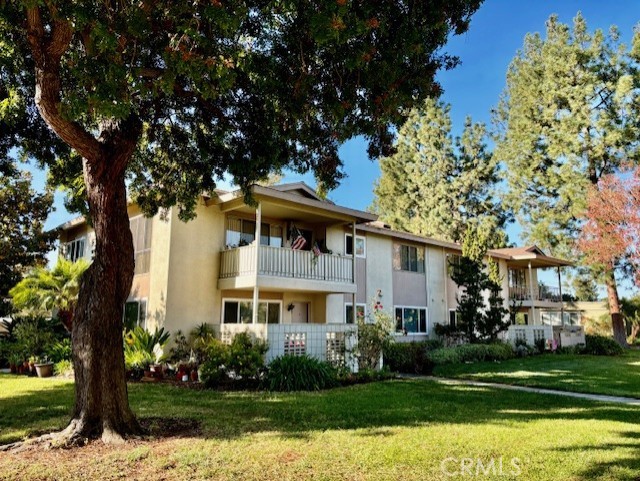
[433,349,640,399]
[1,375,640,480]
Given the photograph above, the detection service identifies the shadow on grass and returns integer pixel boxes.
[2,374,640,469]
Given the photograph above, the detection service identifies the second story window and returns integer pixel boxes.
[345,234,366,257]
[226,217,283,248]
[393,244,425,273]
[65,237,86,262]
[130,216,152,275]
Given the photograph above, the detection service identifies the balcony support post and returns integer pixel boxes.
[558,266,564,324]
[528,261,536,325]
[252,202,261,324]
[352,220,357,325]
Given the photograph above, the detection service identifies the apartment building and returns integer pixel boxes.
[58,182,574,363]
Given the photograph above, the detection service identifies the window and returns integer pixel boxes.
[345,303,366,324]
[448,309,458,328]
[222,299,281,324]
[123,299,147,330]
[345,234,366,257]
[393,244,424,273]
[64,237,86,262]
[447,254,462,277]
[130,216,152,274]
[226,217,283,248]
[395,306,427,334]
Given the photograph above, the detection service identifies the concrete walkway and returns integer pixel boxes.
[401,375,640,406]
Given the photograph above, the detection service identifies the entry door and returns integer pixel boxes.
[291,302,309,323]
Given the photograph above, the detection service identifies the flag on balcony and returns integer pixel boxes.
[312,242,322,257]
[291,227,307,250]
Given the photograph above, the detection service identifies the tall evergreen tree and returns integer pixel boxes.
[372,98,507,246]
[493,13,640,346]
[0,1,483,443]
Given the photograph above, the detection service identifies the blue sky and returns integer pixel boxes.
[26,0,640,295]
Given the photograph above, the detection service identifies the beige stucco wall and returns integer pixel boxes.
[426,246,447,334]
[161,201,225,334]
[365,233,394,318]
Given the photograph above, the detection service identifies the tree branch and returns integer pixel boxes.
[25,6,103,164]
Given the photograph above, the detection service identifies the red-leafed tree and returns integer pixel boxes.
[578,168,640,345]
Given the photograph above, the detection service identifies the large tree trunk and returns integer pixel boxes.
[63,154,142,444]
[604,269,627,347]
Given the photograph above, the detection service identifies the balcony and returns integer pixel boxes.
[509,285,561,303]
[219,244,355,292]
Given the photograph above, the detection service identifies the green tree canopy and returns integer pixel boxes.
[372,98,507,246]
[493,13,640,345]
[0,161,53,316]
[0,0,484,444]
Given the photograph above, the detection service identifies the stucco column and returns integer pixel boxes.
[528,261,536,325]
[252,202,261,324]
[352,220,356,325]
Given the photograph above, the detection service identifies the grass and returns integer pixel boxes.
[433,349,640,399]
[0,375,640,480]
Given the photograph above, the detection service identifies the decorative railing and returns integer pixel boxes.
[507,325,553,346]
[219,245,354,283]
[509,285,561,302]
[215,322,358,369]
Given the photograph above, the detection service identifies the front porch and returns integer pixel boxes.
[215,322,358,369]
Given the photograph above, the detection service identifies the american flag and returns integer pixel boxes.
[312,242,322,257]
[291,230,307,250]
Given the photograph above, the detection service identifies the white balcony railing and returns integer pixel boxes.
[219,245,354,284]
[509,285,561,302]
[216,322,358,369]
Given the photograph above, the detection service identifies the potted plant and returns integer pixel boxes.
[8,352,22,374]
[34,356,54,378]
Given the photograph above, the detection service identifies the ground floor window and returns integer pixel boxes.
[395,306,427,334]
[344,303,366,324]
[222,299,281,324]
[124,299,147,330]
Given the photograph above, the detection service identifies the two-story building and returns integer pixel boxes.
[58,182,576,365]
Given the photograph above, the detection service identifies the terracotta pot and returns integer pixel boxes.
[34,362,53,378]
[190,369,198,382]
[9,364,17,374]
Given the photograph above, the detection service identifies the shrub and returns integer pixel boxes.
[47,338,72,363]
[383,340,441,374]
[266,355,337,391]
[124,326,170,363]
[13,316,56,357]
[581,334,624,356]
[227,332,268,380]
[199,339,231,387]
[428,342,514,365]
[54,359,74,377]
[356,293,393,370]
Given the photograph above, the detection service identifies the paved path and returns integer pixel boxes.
[400,375,640,406]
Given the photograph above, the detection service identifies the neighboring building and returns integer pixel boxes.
[58,182,575,363]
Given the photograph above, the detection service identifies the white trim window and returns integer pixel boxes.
[130,215,153,275]
[226,216,284,248]
[344,302,366,324]
[222,298,282,324]
[64,237,86,262]
[448,309,458,328]
[395,306,427,334]
[345,234,366,258]
[393,244,425,273]
[124,298,147,330]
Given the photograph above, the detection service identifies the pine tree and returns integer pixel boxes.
[372,98,507,247]
[494,13,640,346]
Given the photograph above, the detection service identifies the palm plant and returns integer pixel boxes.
[9,257,90,332]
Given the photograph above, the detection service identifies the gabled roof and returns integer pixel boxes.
[491,245,572,268]
[269,182,332,203]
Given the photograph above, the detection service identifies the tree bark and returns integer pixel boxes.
[65,153,142,444]
[604,268,628,347]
